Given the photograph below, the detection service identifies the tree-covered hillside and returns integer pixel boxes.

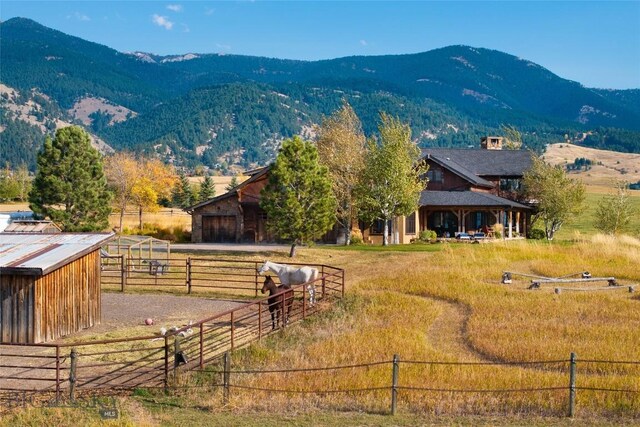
[1,17,639,171]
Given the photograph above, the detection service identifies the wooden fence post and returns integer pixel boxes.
[568,352,577,418]
[391,354,399,415]
[254,262,259,298]
[199,325,204,369]
[164,336,169,392]
[120,254,126,292]
[230,312,235,349]
[258,301,262,340]
[69,348,78,402]
[55,345,60,405]
[186,257,192,294]
[341,270,345,298]
[302,285,307,319]
[223,352,231,405]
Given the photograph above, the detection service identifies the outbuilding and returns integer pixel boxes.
[0,233,114,343]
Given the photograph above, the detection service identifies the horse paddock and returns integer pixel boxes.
[0,258,345,400]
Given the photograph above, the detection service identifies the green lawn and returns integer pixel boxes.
[555,190,640,239]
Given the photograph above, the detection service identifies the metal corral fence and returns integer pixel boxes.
[0,260,345,400]
[100,256,343,297]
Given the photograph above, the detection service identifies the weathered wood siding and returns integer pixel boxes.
[0,275,35,343]
[33,250,101,343]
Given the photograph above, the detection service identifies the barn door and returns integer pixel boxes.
[202,216,237,243]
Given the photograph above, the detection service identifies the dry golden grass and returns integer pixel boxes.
[205,238,640,416]
[543,143,640,187]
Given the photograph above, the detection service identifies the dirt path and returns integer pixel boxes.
[425,297,488,362]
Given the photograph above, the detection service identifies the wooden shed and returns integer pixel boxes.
[0,233,114,343]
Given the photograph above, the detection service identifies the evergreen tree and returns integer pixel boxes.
[29,126,112,231]
[226,176,239,192]
[356,114,428,246]
[260,136,336,257]
[198,174,216,202]
[172,171,194,209]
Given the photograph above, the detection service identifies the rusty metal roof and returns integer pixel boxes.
[0,233,114,276]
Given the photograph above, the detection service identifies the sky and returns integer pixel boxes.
[2,1,639,89]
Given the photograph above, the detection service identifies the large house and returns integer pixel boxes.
[366,137,534,244]
[187,137,533,244]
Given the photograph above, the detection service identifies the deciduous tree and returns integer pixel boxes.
[29,126,112,231]
[594,181,636,235]
[104,152,141,231]
[260,136,336,257]
[523,156,585,240]
[132,159,176,229]
[356,114,428,246]
[316,101,366,245]
[501,124,523,150]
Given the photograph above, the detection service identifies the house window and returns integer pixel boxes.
[371,219,390,235]
[405,212,416,234]
[427,167,443,183]
[500,178,522,192]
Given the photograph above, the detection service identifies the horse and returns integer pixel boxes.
[257,260,318,306]
[261,275,294,330]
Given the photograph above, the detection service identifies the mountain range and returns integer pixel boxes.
[1,17,639,172]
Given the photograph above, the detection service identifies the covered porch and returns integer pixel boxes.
[418,191,532,238]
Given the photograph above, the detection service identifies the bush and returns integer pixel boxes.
[349,230,364,245]
[418,229,437,243]
[528,228,546,240]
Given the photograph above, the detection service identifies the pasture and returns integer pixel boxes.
[2,235,639,425]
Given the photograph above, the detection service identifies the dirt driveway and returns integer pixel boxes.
[69,293,247,338]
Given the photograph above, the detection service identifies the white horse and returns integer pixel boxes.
[257,260,319,306]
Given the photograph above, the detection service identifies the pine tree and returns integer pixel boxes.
[198,174,216,202]
[172,172,194,209]
[260,136,336,257]
[29,126,112,231]
[226,176,239,192]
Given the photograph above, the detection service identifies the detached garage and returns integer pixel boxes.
[0,233,114,343]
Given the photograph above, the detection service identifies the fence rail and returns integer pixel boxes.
[0,258,345,402]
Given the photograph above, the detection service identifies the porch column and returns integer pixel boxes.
[500,210,505,240]
[523,214,527,238]
[516,212,521,235]
[508,210,513,239]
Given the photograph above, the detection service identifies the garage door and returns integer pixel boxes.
[202,216,237,243]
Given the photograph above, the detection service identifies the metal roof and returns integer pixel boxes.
[0,233,115,276]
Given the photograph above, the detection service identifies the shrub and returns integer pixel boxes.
[528,228,546,240]
[349,230,364,245]
[122,223,191,243]
[418,229,437,243]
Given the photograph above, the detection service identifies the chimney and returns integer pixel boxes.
[481,136,503,150]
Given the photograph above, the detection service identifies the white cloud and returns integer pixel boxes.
[152,14,174,30]
[166,4,183,12]
[67,12,90,21]
[360,39,368,46]
[204,7,215,16]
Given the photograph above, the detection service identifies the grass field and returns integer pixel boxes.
[3,236,639,425]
